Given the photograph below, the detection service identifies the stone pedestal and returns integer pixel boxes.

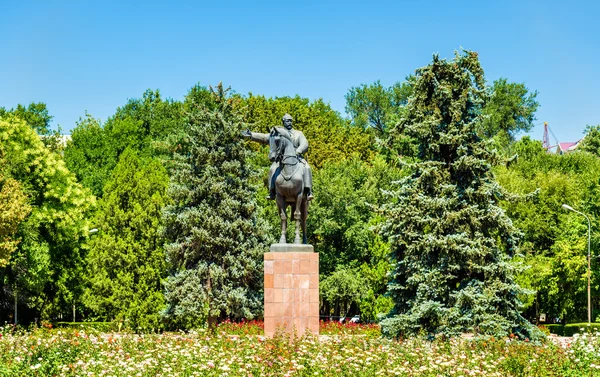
[264,244,319,337]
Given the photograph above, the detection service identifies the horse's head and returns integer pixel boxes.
[268,128,282,162]
[268,127,292,162]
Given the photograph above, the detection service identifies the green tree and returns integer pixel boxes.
[83,148,169,330]
[580,125,600,157]
[320,266,367,318]
[0,116,94,322]
[308,156,401,321]
[64,90,183,198]
[345,80,413,135]
[162,84,270,330]
[495,137,600,322]
[480,78,539,147]
[63,114,111,197]
[111,89,183,140]
[310,157,399,274]
[380,51,539,340]
[0,102,66,152]
[0,172,31,267]
[0,103,53,135]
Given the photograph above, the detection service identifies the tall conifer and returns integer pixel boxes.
[162,84,269,330]
[84,148,168,330]
[381,52,539,340]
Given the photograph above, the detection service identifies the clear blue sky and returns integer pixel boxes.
[1,0,598,144]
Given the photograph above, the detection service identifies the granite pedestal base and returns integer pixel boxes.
[264,244,319,337]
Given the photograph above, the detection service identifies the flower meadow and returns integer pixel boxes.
[1,323,600,376]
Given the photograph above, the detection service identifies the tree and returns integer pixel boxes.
[63,114,111,197]
[495,137,600,322]
[0,103,53,135]
[0,172,31,267]
[309,156,401,321]
[110,89,183,141]
[380,51,539,340]
[161,84,270,330]
[345,80,413,135]
[320,266,367,318]
[479,78,539,147]
[0,102,66,152]
[309,156,399,273]
[580,125,600,157]
[83,148,169,330]
[64,90,183,198]
[0,116,94,322]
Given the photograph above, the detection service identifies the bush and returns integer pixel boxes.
[564,323,600,336]
[546,323,600,336]
[546,324,565,336]
[55,322,121,332]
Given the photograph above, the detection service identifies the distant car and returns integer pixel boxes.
[348,315,360,323]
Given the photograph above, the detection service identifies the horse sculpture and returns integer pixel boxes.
[268,127,309,244]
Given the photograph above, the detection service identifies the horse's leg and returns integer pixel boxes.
[276,194,287,244]
[293,192,303,244]
[301,197,308,244]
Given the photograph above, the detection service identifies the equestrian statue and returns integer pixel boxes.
[242,113,313,244]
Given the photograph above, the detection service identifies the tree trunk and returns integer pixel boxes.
[207,273,216,332]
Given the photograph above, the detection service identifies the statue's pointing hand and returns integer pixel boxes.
[241,129,252,138]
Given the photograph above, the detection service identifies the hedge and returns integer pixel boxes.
[546,323,600,336]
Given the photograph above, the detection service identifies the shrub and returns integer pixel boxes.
[54,322,121,332]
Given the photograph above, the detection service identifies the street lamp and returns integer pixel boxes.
[562,204,592,325]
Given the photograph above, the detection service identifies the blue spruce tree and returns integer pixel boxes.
[380,52,540,340]
[162,84,270,330]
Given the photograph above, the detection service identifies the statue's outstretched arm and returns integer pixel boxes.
[241,130,270,145]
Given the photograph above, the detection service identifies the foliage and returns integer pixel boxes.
[0,327,592,376]
[496,137,600,322]
[161,84,270,330]
[546,323,600,337]
[63,114,110,197]
[581,124,600,157]
[479,78,539,147]
[0,116,95,322]
[64,90,182,197]
[83,148,169,331]
[0,102,66,152]
[111,89,183,141]
[380,51,539,340]
[345,80,413,135]
[0,102,53,135]
[0,172,30,267]
[310,156,400,274]
[54,321,121,332]
[308,156,401,320]
[320,266,367,318]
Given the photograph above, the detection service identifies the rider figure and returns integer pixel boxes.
[243,113,314,201]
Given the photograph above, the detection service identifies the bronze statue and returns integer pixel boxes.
[242,114,313,244]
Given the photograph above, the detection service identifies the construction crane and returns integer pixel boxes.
[543,122,581,154]
[543,122,560,152]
